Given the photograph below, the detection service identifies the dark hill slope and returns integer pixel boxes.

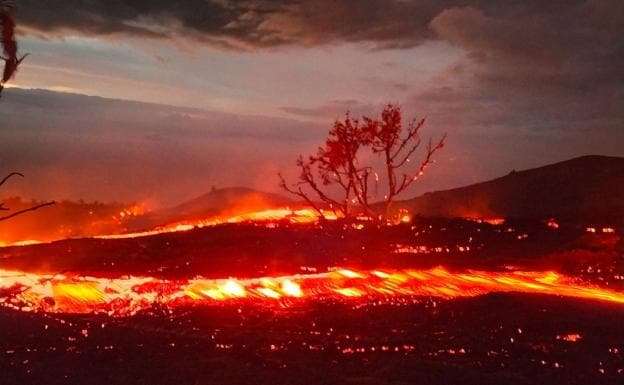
[396,155,624,223]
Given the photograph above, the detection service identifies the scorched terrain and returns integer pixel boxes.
[1,213,623,384]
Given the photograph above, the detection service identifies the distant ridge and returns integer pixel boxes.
[127,187,295,230]
[395,155,624,223]
[2,156,621,244]
[138,156,624,227]
[168,187,294,217]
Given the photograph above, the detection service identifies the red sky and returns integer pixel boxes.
[1,0,622,207]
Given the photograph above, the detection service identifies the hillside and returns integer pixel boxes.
[2,156,622,244]
[0,199,137,244]
[0,188,294,244]
[126,187,295,230]
[395,155,624,224]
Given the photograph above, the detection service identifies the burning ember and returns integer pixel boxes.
[2,267,623,316]
[467,217,506,225]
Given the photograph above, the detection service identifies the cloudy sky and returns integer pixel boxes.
[1,0,622,207]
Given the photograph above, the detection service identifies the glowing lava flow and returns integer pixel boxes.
[1,267,623,316]
[0,207,336,247]
[95,208,333,240]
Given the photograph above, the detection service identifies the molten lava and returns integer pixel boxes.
[0,207,336,247]
[1,267,623,316]
[93,208,331,240]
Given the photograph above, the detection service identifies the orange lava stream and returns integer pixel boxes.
[95,208,332,240]
[0,207,334,247]
[1,267,623,316]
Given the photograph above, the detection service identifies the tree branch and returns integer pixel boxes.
[396,134,446,195]
[0,172,23,187]
[391,118,425,162]
[278,173,326,218]
[0,200,56,221]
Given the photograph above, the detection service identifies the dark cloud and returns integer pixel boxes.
[420,1,623,134]
[14,1,622,53]
[16,0,442,49]
[17,1,621,127]
[16,1,623,122]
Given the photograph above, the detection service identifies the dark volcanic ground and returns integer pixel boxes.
[1,294,623,385]
[1,218,623,384]
[0,218,622,282]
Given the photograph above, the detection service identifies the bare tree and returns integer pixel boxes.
[279,113,371,219]
[280,104,445,222]
[0,173,55,221]
[363,104,446,220]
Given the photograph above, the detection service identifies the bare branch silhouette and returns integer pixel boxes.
[363,104,445,220]
[280,104,445,222]
[0,172,56,219]
[0,201,56,221]
[0,171,23,187]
